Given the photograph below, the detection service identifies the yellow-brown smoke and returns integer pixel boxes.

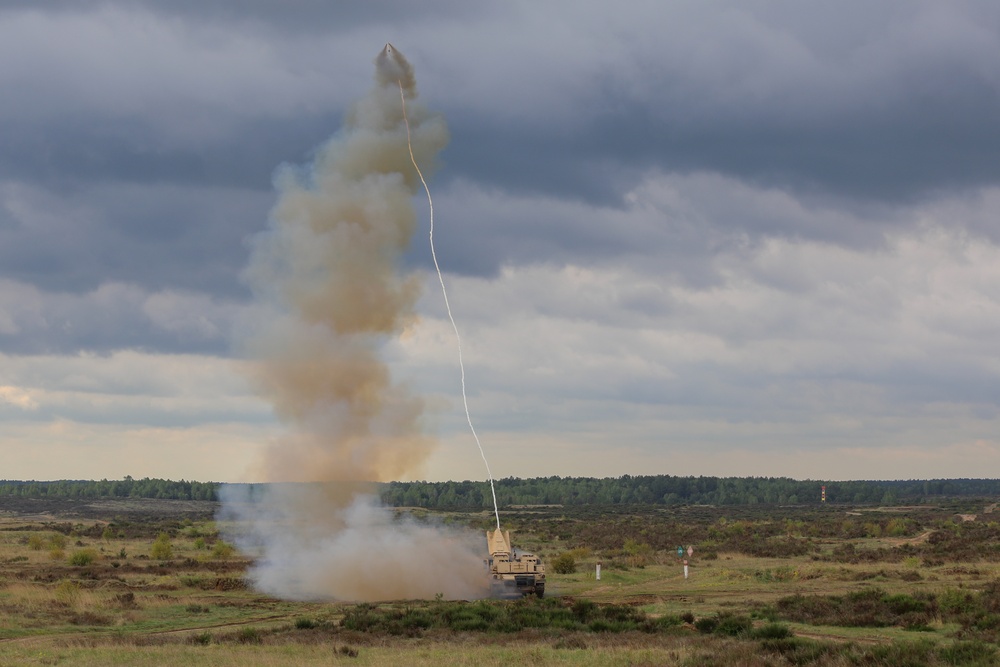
[242,44,445,485]
[222,45,488,601]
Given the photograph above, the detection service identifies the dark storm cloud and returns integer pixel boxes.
[0,181,271,296]
[433,4,1000,207]
[0,0,486,34]
[8,0,998,205]
[0,113,341,192]
[3,0,1000,349]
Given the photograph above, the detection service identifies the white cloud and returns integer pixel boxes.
[395,176,1000,480]
[0,349,269,423]
[0,278,244,352]
[0,418,275,482]
[0,385,38,410]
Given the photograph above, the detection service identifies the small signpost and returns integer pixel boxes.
[596,561,602,581]
[678,545,693,579]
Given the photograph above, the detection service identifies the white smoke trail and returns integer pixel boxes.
[218,485,488,601]
[396,77,502,533]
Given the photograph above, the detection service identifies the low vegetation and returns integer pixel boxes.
[2,491,1000,665]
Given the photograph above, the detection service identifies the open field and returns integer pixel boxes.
[2,497,1000,665]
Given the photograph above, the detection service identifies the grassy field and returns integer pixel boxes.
[1,497,999,665]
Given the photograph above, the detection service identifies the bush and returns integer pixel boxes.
[55,579,81,606]
[694,617,718,634]
[68,548,98,566]
[236,627,262,644]
[150,533,173,560]
[640,614,684,632]
[752,622,792,640]
[295,617,317,630]
[552,552,576,574]
[212,541,235,559]
[27,534,45,550]
[714,614,753,637]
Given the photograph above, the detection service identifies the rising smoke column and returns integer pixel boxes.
[220,45,488,601]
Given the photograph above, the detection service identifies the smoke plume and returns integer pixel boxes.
[220,45,488,601]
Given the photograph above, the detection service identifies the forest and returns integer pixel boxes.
[381,476,1000,508]
[0,476,217,501]
[2,475,1000,507]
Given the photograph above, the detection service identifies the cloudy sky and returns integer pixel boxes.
[2,0,999,483]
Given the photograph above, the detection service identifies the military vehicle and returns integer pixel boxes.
[486,528,545,598]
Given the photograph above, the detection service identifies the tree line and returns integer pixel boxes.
[2,475,999,507]
[380,476,1000,509]
[0,476,217,501]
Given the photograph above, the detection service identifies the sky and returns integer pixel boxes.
[1,0,999,483]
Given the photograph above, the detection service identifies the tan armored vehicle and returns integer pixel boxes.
[486,528,545,598]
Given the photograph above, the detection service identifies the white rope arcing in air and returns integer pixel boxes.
[398,82,501,531]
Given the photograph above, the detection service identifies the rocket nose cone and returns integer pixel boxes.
[383,43,394,55]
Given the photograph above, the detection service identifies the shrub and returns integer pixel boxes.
[68,548,98,566]
[212,541,235,559]
[150,533,173,560]
[236,627,262,644]
[48,533,67,550]
[640,614,684,632]
[552,552,577,574]
[694,617,718,634]
[193,537,206,550]
[759,637,838,664]
[27,534,45,550]
[55,579,81,606]
[571,599,597,621]
[714,614,754,637]
[751,623,792,640]
[295,617,317,630]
